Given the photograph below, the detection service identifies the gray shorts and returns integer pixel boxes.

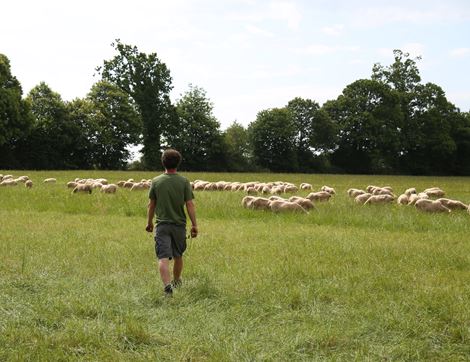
[155,223,187,260]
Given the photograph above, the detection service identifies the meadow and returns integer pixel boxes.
[1,170,470,361]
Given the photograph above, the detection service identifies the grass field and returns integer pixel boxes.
[1,170,470,361]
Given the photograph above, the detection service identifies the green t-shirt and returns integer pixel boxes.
[148,173,194,226]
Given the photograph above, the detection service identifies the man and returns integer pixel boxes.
[146,149,198,296]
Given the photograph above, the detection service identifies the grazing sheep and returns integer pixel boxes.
[0,179,17,186]
[117,180,126,187]
[43,178,57,184]
[123,181,134,189]
[306,191,331,202]
[268,195,286,201]
[347,188,366,198]
[96,178,109,185]
[300,183,313,190]
[436,198,468,211]
[321,185,336,194]
[397,194,409,205]
[67,181,78,189]
[288,196,315,211]
[25,180,33,188]
[354,193,372,204]
[404,188,417,197]
[284,185,298,193]
[415,199,451,213]
[408,194,420,205]
[246,187,258,195]
[417,192,430,199]
[131,182,147,191]
[270,186,284,195]
[372,188,394,197]
[16,176,29,182]
[364,194,394,205]
[72,184,92,194]
[424,188,445,198]
[366,185,380,193]
[247,197,271,210]
[2,174,14,181]
[101,184,118,194]
[269,200,308,213]
[242,196,256,208]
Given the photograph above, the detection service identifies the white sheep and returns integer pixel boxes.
[269,200,308,213]
[25,180,33,188]
[288,196,315,210]
[415,199,450,213]
[354,193,372,204]
[247,197,271,210]
[423,187,445,198]
[0,179,17,186]
[397,194,409,205]
[363,194,394,205]
[300,183,313,190]
[72,184,92,194]
[242,196,256,208]
[43,178,57,184]
[306,191,331,202]
[347,188,366,198]
[404,188,417,197]
[436,198,468,211]
[101,184,118,194]
[321,185,336,194]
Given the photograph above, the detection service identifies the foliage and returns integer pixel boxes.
[97,40,173,170]
[223,121,253,171]
[249,108,298,172]
[165,85,227,171]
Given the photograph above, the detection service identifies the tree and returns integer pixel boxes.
[87,81,141,169]
[21,82,80,169]
[165,85,227,171]
[0,54,32,167]
[324,79,403,174]
[249,108,297,172]
[286,97,336,171]
[223,121,252,171]
[97,40,173,170]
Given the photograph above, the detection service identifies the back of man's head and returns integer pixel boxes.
[162,149,182,169]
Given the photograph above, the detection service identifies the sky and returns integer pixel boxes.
[2,0,470,130]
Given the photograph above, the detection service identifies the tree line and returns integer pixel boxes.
[1,42,469,175]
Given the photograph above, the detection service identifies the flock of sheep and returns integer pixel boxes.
[0,174,151,194]
[191,179,470,215]
[2,173,469,215]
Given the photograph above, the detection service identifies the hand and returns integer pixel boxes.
[190,225,198,238]
[145,223,154,233]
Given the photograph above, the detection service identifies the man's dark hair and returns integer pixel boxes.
[161,149,182,169]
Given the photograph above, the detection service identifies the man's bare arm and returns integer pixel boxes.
[185,199,198,237]
[146,199,156,232]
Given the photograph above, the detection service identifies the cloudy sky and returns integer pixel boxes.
[2,0,470,129]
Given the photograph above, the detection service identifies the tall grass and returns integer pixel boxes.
[1,170,470,360]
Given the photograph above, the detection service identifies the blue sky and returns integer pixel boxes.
[2,0,470,129]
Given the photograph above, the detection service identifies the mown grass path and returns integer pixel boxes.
[1,171,470,360]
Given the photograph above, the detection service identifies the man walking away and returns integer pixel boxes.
[146,149,198,296]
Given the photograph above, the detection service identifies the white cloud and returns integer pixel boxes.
[244,24,274,37]
[321,24,344,36]
[295,44,359,55]
[450,48,470,58]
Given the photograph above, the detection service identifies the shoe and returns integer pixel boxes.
[164,284,173,296]
[171,279,182,289]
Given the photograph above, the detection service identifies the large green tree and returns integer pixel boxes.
[324,79,403,174]
[165,85,226,171]
[97,40,173,170]
[249,108,297,172]
[223,121,252,171]
[287,97,336,171]
[87,81,141,169]
[0,54,32,167]
[21,82,80,169]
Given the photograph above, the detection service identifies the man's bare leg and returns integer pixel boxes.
[158,258,171,287]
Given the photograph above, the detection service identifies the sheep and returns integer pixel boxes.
[43,178,57,184]
[366,185,380,193]
[321,185,336,194]
[268,195,286,201]
[300,183,313,190]
[72,184,92,194]
[404,188,417,197]
[407,194,421,205]
[131,182,147,191]
[92,182,104,189]
[397,194,409,205]
[101,184,118,194]
[0,179,18,186]
[424,188,445,198]
[417,192,429,199]
[415,199,451,213]
[246,187,258,195]
[269,200,308,213]
[117,180,126,187]
[436,198,468,211]
[2,174,14,181]
[288,196,315,211]
[306,191,331,202]
[67,181,78,189]
[123,181,135,189]
[16,176,29,183]
[364,194,394,205]
[270,186,284,195]
[347,188,366,198]
[284,185,298,193]
[25,180,33,188]
[241,196,256,208]
[354,193,372,204]
[247,197,271,210]
[96,178,109,185]
[372,188,394,197]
